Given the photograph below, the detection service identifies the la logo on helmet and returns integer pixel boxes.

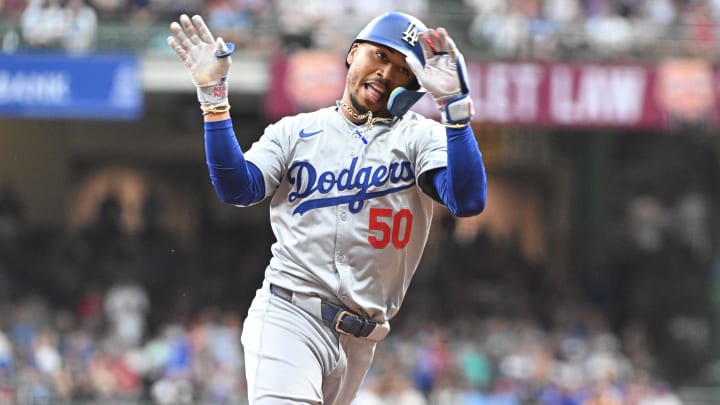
[401,23,420,47]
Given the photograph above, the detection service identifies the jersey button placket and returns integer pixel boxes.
[336,210,347,264]
[334,207,346,272]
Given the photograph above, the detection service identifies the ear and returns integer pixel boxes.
[347,43,360,66]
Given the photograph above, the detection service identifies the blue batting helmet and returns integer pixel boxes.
[349,12,428,69]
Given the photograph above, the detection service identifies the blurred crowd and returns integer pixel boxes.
[0,0,719,59]
[464,0,720,60]
[0,295,687,405]
[0,0,428,54]
[0,181,695,404]
[356,314,684,405]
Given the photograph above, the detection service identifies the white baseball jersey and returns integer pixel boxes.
[243,106,447,323]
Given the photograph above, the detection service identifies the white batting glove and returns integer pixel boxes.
[406,28,474,126]
[167,14,235,114]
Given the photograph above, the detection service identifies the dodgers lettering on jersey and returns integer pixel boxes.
[243,106,447,322]
[287,157,416,215]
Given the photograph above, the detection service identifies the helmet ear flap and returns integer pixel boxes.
[387,87,425,117]
[408,78,421,91]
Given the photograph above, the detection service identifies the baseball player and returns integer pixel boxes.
[168,11,487,404]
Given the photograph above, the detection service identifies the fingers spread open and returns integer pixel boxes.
[192,15,216,44]
[179,14,201,45]
[166,36,188,63]
[438,28,458,60]
[169,21,193,50]
[437,27,449,40]
[418,32,435,61]
[430,29,448,55]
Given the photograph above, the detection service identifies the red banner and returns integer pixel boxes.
[266,52,719,130]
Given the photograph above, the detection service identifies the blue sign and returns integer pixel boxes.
[0,52,143,120]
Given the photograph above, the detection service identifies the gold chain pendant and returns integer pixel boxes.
[336,100,391,130]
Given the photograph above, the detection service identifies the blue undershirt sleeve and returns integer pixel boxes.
[431,125,487,217]
[204,119,265,206]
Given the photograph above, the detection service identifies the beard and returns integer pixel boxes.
[346,70,369,115]
[348,84,393,118]
[345,68,392,118]
[348,92,369,115]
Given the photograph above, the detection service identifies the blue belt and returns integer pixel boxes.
[270,284,378,338]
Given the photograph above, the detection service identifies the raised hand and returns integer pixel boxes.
[405,28,474,126]
[167,14,235,113]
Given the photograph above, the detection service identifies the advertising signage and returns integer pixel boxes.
[267,51,718,130]
[0,52,142,120]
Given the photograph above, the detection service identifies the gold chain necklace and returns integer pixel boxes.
[336,100,392,130]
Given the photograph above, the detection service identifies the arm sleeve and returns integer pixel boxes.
[204,119,265,206]
[431,125,487,217]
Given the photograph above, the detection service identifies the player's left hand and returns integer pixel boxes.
[405,28,474,126]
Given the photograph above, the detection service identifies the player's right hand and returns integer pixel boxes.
[167,14,232,87]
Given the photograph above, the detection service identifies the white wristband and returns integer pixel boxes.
[196,81,228,106]
[440,95,474,125]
